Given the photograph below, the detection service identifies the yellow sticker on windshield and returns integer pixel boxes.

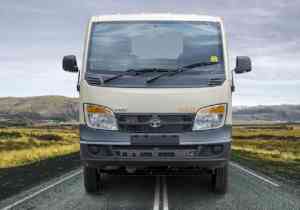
[210,55,218,63]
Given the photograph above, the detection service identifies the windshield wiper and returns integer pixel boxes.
[103,68,170,84]
[146,61,219,84]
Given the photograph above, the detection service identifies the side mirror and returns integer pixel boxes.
[62,55,78,72]
[234,56,251,74]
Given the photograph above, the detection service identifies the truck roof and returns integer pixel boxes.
[90,13,222,23]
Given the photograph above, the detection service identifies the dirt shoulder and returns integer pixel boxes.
[0,152,80,201]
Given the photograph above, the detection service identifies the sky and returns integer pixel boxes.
[0,0,299,105]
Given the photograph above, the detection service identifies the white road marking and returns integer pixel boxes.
[153,176,160,210]
[162,176,169,210]
[2,162,279,210]
[1,169,82,210]
[230,162,280,187]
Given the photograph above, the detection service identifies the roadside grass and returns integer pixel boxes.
[0,127,79,168]
[232,140,300,160]
[233,125,300,140]
[231,150,300,183]
[232,124,300,186]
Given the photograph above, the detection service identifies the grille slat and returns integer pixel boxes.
[116,113,194,133]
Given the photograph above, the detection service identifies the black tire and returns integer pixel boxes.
[83,166,101,193]
[212,164,228,194]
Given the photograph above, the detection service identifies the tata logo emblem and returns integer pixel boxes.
[149,116,162,128]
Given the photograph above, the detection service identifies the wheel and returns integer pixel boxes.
[212,164,228,194]
[83,166,101,193]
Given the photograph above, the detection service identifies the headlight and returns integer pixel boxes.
[84,104,118,130]
[193,104,226,131]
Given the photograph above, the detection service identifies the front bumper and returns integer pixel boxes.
[80,125,231,168]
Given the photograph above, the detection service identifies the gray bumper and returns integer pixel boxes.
[80,125,231,168]
[80,125,232,145]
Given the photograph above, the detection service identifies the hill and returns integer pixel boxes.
[0,96,300,125]
[0,96,78,126]
[233,105,300,123]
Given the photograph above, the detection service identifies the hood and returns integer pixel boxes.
[79,80,232,124]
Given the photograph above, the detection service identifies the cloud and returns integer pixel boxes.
[0,0,299,105]
[233,78,300,105]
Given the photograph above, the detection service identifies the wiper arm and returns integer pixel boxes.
[145,70,174,84]
[103,68,169,84]
[168,61,219,77]
[146,61,219,84]
[182,61,218,69]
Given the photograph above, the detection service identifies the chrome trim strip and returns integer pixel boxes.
[80,141,130,145]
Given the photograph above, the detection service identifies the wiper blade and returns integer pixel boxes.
[146,61,219,84]
[182,61,218,69]
[103,68,169,84]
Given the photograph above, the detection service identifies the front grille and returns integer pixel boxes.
[111,145,199,150]
[116,113,194,133]
[87,144,224,159]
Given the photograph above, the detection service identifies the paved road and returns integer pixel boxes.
[1,163,299,210]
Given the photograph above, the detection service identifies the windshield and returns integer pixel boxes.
[86,21,225,88]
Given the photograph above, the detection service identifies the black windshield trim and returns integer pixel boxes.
[86,21,224,73]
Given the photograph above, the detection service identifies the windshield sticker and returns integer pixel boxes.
[210,55,219,63]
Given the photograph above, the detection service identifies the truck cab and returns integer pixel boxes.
[62,14,251,194]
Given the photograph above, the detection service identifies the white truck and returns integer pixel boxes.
[62,14,251,194]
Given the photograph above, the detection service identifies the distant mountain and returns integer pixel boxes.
[0,96,300,126]
[0,96,78,126]
[233,105,300,123]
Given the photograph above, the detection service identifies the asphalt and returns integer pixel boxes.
[1,163,299,210]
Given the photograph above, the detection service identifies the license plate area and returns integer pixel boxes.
[130,135,179,145]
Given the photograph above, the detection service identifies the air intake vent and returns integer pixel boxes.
[85,74,102,86]
[208,78,224,86]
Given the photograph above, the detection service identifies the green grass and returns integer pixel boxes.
[233,125,300,139]
[232,124,300,185]
[0,127,79,168]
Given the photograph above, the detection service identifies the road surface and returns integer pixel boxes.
[1,162,299,210]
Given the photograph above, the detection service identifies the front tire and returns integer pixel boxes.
[212,164,228,194]
[84,166,101,193]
